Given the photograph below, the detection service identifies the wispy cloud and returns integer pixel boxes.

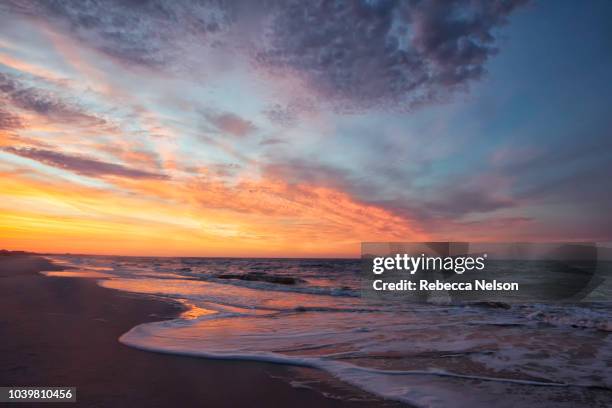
[1,0,227,68]
[3,147,168,180]
[3,0,528,111]
[204,111,257,137]
[0,73,108,127]
[0,107,22,130]
[259,137,286,146]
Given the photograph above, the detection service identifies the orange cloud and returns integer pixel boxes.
[0,169,424,257]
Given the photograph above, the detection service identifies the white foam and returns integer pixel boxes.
[44,255,612,407]
[120,316,610,408]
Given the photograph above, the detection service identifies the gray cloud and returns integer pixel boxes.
[2,0,228,68]
[263,104,299,127]
[264,158,519,229]
[493,135,612,200]
[207,163,242,178]
[264,160,359,191]
[0,73,107,127]
[257,0,528,111]
[204,111,257,137]
[3,0,527,111]
[259,137,286,146]
[3,147,168,179]
[0,107,22,130]
[423,188,515,217]
[366,187,515,225]
[263,98,316,127]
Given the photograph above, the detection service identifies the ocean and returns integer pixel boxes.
[43,255,612,407]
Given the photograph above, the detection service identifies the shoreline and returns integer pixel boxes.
[0,253,404,407]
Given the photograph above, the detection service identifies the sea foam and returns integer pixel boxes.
[44,255,612,408]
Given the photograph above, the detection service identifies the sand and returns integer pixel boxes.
[0,253,404,407]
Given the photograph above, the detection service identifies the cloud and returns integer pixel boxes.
[487,134,612,207]
[2,0,228,68]
[187,176,424,241]
[0,73,107,127]
[257,0,528,111]
[0,107,22,130]
[206,163,242,178]
[265,160,353,187]
[3,1,527,112]
[263,98,316,127]
[264,158,520,232]
[259,137,286,146]
[423,188,516,217]
[204,111,257,137]
[3,147,168,180]
[262,160,381,201]
[490,145,541,167]
[263,104,299,127]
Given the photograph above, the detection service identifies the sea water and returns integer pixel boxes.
[43,255,612,407]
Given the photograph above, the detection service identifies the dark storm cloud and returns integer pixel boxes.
[3,147,169,179]
[3,0,527,111]
[0,73,107,127]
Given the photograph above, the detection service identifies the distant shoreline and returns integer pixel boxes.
[0,249,360,260]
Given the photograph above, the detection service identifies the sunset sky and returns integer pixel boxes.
[1,1,611,257]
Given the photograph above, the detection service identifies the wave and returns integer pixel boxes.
[526,306,612,332]
[216,272,305,285]
[44,255,612,407]
[120,317,611,408]
[202,276,359,298]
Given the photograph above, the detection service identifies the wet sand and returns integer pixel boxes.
[0,253,403,407]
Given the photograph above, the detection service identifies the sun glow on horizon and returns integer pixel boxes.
[0,167,425,257]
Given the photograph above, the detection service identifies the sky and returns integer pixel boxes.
[0,0,611,257]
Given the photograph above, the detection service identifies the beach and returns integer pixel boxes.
[1,1,611,407]
[1,252,610,407]
[0,253,400,407]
